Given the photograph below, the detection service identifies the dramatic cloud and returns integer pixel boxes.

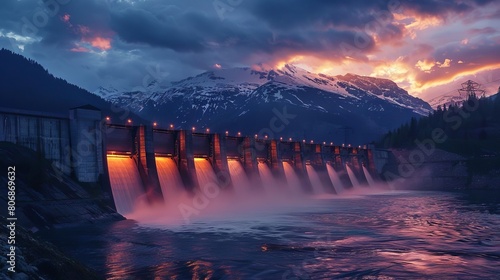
[0,0,499,100]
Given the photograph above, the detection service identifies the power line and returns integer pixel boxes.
[458,80,485,98]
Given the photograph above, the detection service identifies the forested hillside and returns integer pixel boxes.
[379,92,500,172]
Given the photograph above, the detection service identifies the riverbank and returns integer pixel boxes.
[1,215,104,280]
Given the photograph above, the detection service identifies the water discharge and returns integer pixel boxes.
[194,158,218,189]
[282,161,304,194]
[363,166,376,186]
[155,157,184,202]
[326,163,344,191]
[305,164,326,194]
[227,159,251,195]
[107,155,146,215]
[346,164,360,187]
[258,161,276,192]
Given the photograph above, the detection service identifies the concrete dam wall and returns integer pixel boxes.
[1,106,378,216]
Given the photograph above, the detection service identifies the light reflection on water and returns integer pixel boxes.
[39,191,500,279]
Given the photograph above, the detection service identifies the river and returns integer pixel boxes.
[39,190,500,279]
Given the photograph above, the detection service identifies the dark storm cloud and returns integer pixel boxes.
[109,8,205,52]
[400,0,496,17]
[248,0,394,30]
[0,0,498,93]
[0,0,496,55]
[107,4,376,59]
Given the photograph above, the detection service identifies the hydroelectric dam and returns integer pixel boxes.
[1,106,379,216]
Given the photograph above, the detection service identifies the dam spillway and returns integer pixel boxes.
[107,155,146,215]
[282,161,304,194]
[108,125,380,214]
[155,157,184,202]
[258,161,277,192]
[326,163,345,191]
[346,164,360,187]
[0,106,380,215]
[306,164,327,195]
[227,159,251,195]
[194,158,219,191]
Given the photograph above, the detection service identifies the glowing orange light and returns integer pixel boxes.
[127,119,132,124]
[192,127,196,131]
[105,116,110,121]
[153,122,157,126]
[225,131,229,135]
[88,36,111,51]
[170,124,174,129]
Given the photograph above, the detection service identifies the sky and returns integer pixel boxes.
[0,0,499,101]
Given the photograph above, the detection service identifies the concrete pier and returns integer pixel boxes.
[210,133,233,191]
[177,130,199,192]
[135,125,164,204]
[69,105,104,183]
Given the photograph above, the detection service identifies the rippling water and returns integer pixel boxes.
[40,191,500,279]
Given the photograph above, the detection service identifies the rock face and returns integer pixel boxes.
[1,216,103,280]
[0,142,120,279]
[0,142,123,231]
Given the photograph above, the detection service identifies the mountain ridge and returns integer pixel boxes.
[95,64,432,116]
[0,48,145,123]
[94,64,432,144]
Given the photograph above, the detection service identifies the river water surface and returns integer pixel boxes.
[40,190,500,279]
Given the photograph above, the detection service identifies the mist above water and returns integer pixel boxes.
[107,156,387,227]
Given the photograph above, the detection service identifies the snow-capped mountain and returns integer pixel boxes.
[94,64,432,144]
[427,94,467,110]
[428,90,499,110]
